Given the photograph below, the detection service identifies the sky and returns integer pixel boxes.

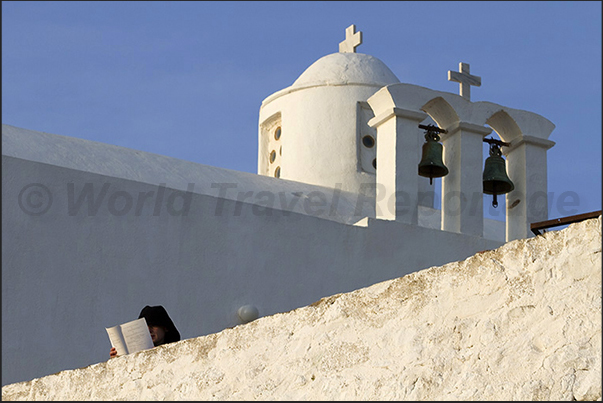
[2,1,601,222]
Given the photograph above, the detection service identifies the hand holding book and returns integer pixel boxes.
[106,317,154,357]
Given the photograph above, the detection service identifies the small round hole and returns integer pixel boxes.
[270,150,276,164]
[274,127,281,141]
[362,135,375,148]
[274,166,281,178]
[372,158,377,169]
[279,145,282,156]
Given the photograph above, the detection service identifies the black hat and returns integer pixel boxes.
[138,305,181,344]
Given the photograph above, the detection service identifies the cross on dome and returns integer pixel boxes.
[448,62,481,101]
[339,24,362,53]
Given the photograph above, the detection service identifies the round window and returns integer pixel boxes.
[274,166,281,178]
[372,158,377,169]
[362,135,375,148]
[270,150,276,163]
[274,127,281,141]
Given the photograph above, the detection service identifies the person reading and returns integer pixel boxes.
[109,305,180,358]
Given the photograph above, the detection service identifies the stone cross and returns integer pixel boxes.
[448,62,481,101]
[339,24,362,53]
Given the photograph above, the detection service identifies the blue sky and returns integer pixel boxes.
[2,1,601,221]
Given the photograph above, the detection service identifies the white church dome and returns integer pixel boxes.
[291,52,400,88]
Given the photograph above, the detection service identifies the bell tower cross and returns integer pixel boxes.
[448,62,481,101]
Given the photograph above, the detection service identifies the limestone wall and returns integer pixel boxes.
[3,217,601,401]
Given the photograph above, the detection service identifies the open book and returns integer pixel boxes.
[106,317,154,356]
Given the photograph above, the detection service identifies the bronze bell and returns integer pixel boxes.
[483,142,514,208]
[418,125,449,185]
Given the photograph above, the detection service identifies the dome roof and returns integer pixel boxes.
[292,52,400,88]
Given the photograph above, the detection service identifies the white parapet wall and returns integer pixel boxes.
[3,216,601,401]
[2,124,505,386]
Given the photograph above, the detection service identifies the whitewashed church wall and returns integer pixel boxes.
[3,217,600,400]
[1,124,375,226]
[2,155,502,385]
[417,205,506,242]
[259,84,384,194]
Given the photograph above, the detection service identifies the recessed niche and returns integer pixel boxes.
[362,135,375,148]
[372,158,377,169]
[270,150,276,163]
[274,166,281,178]
[274,127,281,140]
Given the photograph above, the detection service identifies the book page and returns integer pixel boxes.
[105,325,128,356]
[120,317,154,354]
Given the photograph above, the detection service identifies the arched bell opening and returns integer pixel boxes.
[485,110,522,145]
[482,110,521,224]
[419,98,460,216]
[421,97,460,130]
[481,135,514,218]
[416,115,447,214]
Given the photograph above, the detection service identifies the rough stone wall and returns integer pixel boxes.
[2,217,601,401]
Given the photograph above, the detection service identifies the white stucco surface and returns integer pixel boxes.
[2,124,504,386]
[3,216,600,401]
[366,82,556,241]
[291,52,400,89]
[2,24,560,393]
[2,124,373,225]
[258,52,401,195]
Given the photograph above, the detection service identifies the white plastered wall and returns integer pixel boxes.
[2,126,503,385]
[258,84,384,195]
[367,83,555,241]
